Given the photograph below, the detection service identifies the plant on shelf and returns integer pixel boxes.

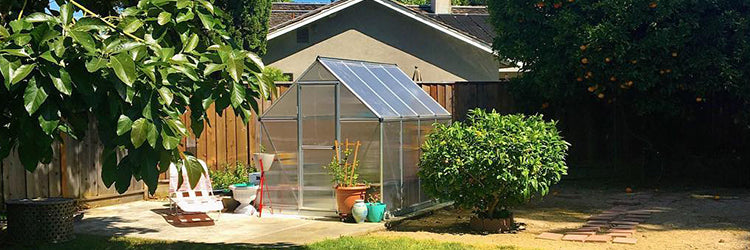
[210,162,257,191]
[324,139,368,219]
[419,109,569,233]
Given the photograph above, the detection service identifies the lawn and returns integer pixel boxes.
[4,234,521,250]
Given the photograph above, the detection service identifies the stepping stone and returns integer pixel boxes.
[585,234,612,243]
[612,200,642,206]
[575,227,600,232]
[622,217,645,222]
[626,210,652,215]
[536,232,564,241]
[562,234,588,242]
[566,231,596,235]
[586,220,610,224]
[613,237,638,244]
[625,214,650,219]
[589,215,616,220]
[608,232,633,237]
[612,224,637,229]
[608,228,636,234]
[611,221,639,225]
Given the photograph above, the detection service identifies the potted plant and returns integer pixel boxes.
[419,109,569,233]
[365,192,386,222]
[323,139,368,219]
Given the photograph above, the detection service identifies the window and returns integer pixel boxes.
[296,27,309,44]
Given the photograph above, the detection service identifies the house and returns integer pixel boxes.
[264,0,518,83]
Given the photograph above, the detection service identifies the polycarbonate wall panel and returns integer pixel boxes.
[382,121,402,211]
[418,119,438,202]
[341,121,380,185]
[302,149,335,210]
[300,85,335,146]
[368,66,433,116]
[340,87,376,118]
[402,120,421,207]
[260,121,299,209]
[346,63,417,117]
[298,62,337,82]
[321,59,399,118]
[383,66,451,116]
[262,85,298,118]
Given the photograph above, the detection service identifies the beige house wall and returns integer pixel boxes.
[264,1,502,82]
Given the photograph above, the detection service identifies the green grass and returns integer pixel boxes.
[2,234,519,250]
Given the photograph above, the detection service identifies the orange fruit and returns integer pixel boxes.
[626,81,634,86]
[586,71,593,77]
[553,2,562,8]
[536,2,546,8]
[665,69,671,73]
[567,0,574,2]
[605,57,611,63]
[626,187,633,193]
[581,58,589,64]
[576,77,584,82]
[659,70,665,74]
[587,86,596,92]
[672,52,678,57]
[597,93,605,99]
[631,60,638,64]
[580,45,587,51]
[541,102,549,109]
[649,2,657,8]
[610,76,617,82]
[713,195,720,200]
[696,97,703,102]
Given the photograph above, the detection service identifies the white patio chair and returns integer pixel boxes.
[168,159,223,222]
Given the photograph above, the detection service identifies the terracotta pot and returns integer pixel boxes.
[469,214,514,233]
[335,185,367,215]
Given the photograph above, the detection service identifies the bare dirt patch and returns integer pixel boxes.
[373,182,750,249]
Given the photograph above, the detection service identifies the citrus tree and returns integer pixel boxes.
[0,0,275,194]
[419,109,569,218]
[487,0,750,120]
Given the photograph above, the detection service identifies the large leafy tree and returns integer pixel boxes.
[0,0,275,194]
[488,0,750,121]
[215,0,271,55]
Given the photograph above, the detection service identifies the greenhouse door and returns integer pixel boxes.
[299,84,337,211]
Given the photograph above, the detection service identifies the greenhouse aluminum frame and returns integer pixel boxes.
[258,57,451,216]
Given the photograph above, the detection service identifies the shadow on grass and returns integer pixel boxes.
[1,233,302,250]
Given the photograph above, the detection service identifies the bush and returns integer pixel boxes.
[210,162,257,190]
[419,109,569,218]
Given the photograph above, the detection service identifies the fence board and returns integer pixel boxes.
[3,150,25,200]
[226,108,237,165]
[236,115,249,166]
[206,104,217,169]
[49,142,62,197]
[216,108,227,170]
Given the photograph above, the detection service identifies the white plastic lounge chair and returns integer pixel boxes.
[168,159,223,221]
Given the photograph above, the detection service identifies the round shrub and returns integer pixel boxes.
[419,109,569,218]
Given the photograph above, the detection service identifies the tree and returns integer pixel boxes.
[0,0,275,194]
[487,0,750,121]
[214,0,271,55]
[419,109,568,220]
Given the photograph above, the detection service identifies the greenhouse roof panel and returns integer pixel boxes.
[318,57,450,119]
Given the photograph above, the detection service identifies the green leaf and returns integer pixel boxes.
[40,51,58,64]
[72,17,109,32]
[1,48,30,57]
[165,118,189,136]
[184,155,205,189]
[110,53,136,86]
[184,33,199,53]
[225,52,244,82]
[245,51,264,73]
[0,57,12,89]
[146,121,158,148]
[101,149,117,188]
[69,31,97,53]
[203,63,224,76]
[60,3,74,26]
[117,115,133,136]
[171,65,199,81]
[176,9,194,23]
[198,0,215,14]
[161,128,180,150]
[25,13,58,23]
[107,41,144,55]
[131,118,149,148]
[11,64,35,85]
[115,160,132,193]
[122,19,143,34]
[157,87,174,106]
[196,11,215,30]
[159,150,172,172]
[0,26,9,38]
[50,68,73,96]
[230,81,245,108]
[23,76,48,114]
[86,57,107,72]
[158,12,172,25]
[38,105,60,135]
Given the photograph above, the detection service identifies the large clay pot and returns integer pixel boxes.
[351,200,368,223]
[335,185,367,216]
[469,213,514,233]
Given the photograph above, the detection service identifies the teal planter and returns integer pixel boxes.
[366,202,386,222]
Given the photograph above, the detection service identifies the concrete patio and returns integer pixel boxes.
[74,201,385,245]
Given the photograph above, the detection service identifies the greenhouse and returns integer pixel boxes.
[258,57,451,216]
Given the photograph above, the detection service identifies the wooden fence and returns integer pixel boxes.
[1,81,480,206]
